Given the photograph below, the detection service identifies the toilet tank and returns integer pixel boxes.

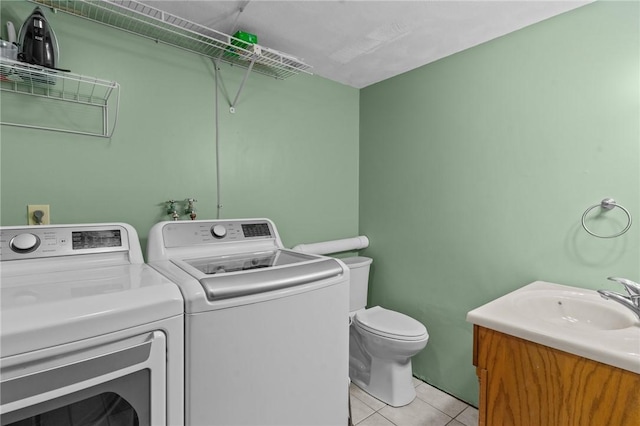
[341,256,373,312]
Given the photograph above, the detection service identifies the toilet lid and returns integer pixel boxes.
[354,306,428,341]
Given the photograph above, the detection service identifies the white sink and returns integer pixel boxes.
[513,290,636,331]
[467,281,640,373]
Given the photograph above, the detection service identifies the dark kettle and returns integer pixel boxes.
[18,7,58,69]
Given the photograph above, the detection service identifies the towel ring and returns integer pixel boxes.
[581,198,632,238]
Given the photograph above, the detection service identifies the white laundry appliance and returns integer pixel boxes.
[0,223,184,426]
[147,218,349,426]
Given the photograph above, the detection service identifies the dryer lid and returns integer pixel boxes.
[355,306,427,340]
[0,263,183,358]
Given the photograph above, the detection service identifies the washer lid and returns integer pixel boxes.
[177,250,344,301]
[355,306,427,341]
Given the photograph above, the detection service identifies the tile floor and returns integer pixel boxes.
[350,378,478,426]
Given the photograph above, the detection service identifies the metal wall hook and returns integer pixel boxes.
[581,198,632,238]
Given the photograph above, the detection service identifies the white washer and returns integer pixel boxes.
[147,219,349,426]
[0,223,184,426]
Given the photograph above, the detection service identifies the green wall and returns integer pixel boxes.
[360,1,639,406]
[0,1,360,249]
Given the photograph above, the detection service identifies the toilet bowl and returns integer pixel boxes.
[342,257,429,407]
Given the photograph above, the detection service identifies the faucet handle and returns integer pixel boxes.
[607,277,640,296]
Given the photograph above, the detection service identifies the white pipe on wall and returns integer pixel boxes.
[292,236,369,255]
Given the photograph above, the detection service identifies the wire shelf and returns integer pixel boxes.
[31,0,313,80]
[0,58,120,137]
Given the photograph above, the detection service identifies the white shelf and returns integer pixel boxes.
[31,0,313,80]
[0,58,120,137]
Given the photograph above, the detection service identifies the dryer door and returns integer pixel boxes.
[0,331,167,426]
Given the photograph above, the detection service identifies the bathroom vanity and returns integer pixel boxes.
[467,281,640,426]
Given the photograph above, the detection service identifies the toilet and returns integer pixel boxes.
[343,256,429,407]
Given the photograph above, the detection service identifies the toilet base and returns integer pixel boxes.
[350,357,416,407]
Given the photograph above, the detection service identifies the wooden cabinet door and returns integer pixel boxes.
[474,325,640,426]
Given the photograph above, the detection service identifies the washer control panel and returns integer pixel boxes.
[0,225,130,261]
[162,220,275,248]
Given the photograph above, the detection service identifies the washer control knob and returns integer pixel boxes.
[211,225,227,239]
[10,233,40,253]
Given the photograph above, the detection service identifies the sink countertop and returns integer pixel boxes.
[467,281,640,374]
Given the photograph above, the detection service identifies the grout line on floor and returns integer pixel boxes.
[350,377,478,426]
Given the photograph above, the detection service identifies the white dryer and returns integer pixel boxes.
[147,219,349,426]
[0,223,184,426]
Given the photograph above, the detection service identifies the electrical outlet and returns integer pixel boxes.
[27,204,50,225]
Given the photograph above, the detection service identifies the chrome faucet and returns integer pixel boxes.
[597,277,640,320]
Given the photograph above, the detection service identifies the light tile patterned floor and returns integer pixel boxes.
[350,378,478,426]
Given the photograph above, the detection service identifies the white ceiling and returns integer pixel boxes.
[143,0,593,88]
